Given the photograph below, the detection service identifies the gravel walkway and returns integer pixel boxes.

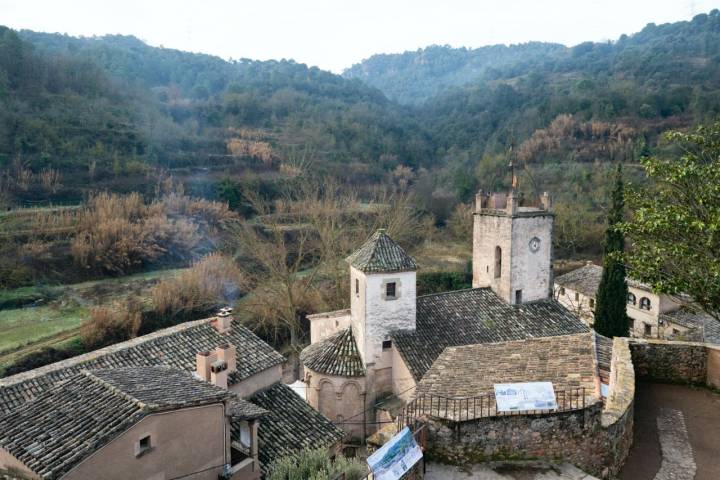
[425,462,598,480]
[654,408,696,480]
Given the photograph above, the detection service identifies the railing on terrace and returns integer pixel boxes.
[397,386,590,428]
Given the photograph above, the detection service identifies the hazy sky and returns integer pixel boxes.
[1,0,718,73]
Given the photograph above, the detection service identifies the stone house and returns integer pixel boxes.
[0,311,343,479]
[300,187,591,442]
[554,263,720,343]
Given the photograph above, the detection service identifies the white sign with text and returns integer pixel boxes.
[494,382,557,412]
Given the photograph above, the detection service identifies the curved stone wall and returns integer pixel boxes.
[304,367,367,441]
[424,338,636,479]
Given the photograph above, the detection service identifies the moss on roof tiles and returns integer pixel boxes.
[300,327,365,377]
[346,229,417,273]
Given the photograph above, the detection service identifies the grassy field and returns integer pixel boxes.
[0,267,187,374]
[0,304,86,353]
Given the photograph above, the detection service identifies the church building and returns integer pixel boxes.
[300,185,590,441]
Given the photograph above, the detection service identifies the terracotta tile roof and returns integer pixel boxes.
[0,317,285,414]
[300,327,365,377]
[391,288,589,381]
[0,367,235,479]
[244,383,344,472]
[661,308,720,344]
[345,229,417,273]
[416,332,598,399]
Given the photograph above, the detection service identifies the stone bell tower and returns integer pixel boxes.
[472,164,554,305]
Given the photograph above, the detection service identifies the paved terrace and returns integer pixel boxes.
[619,382,720,480]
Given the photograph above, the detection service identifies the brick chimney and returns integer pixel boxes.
[213,307,233,334]
[216,344,237,374]
[196,350,216,382]
[210,359,229,389]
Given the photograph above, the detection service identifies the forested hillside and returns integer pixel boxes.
[344,10,720,106]
[1,28,431,206]
[2,11,720,244]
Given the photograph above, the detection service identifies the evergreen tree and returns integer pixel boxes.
[594,164,629,337]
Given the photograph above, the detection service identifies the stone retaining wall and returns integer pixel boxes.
[424,338,635,479]
[629,339,707,384]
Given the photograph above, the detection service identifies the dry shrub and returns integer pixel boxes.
[82,301,142,349]
[158,192,237,232]
[227,138,275,165]
[70,191,237,274]
[518,114,637,163]
[40,168,61,193]
[151,253,243,317]
[19,240,53,261]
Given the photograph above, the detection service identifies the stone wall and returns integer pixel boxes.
[629,339,708,384]
[423,338,635,479]
[304,367,367,441]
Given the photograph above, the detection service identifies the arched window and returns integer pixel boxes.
[639,297,651,310]
[494,246,502,278]
[627,293,636,305]
[559,287,566,296]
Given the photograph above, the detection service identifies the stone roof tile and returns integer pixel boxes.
[346,229,416,273]
[300,327,365,377]
[243,383,344,473]
[0,318,285,414]
[0,367,233,479]
[416,332,598,399]
[392,288,589,381]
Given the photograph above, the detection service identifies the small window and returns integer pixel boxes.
[515,289,522,304]
[355,278,359,295]
[627,293,636,305]
[644,324,652,336]
[589,298,595,309]
[575,292,580,302]
[673,328,680,335]
[494,246,502,278]
[382,339,392,350]
[136,434,152,457]
[559,287,565,296]
[386,282,396,298]
[639,297,651,310]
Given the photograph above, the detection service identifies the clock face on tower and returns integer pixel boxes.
[529,237,541,253]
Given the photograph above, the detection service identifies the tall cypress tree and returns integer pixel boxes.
[594,164,629,338]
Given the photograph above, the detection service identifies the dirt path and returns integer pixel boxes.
[619,383,720,480]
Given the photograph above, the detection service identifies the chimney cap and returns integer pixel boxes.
[210,360,228,373]
[198,350,211,357]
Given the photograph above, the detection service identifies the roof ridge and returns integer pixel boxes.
[443,331,593,351]
[416,286,487,300]
[82,370,149,411]
[0,317,212,388]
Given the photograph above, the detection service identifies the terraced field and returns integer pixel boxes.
[0,268,186,374]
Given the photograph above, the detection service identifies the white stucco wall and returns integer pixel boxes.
[230,365,283,399]
[391,347,417,403]
[350,267,416,366]
[555,285,595,325]
[308,310,352,344]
